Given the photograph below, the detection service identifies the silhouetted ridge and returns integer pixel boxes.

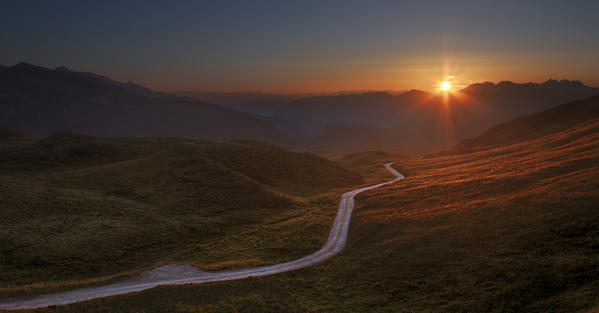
[6,62,49,75]
[462,79,594,92]
[176,91,302,116]
[36,130,98,146]
[541,78,585,87]
[0,128,41,147]
[0,63,291,145]
[273,79,598,151]
[11,62,36,68]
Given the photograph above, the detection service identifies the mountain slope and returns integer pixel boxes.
[455,94,599,150]
[53,66,172,98]
[309,124,398,152]
[0,130,203,168]
[0,63,290,145]
[176,91,301,116]
[0,128,41,148]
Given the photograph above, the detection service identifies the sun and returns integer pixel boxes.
[441,81,451,91]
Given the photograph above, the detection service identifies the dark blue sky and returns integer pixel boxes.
[2,0,598,92]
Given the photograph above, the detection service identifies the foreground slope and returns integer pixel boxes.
[0,133,363,294]
[0,164,403,310]
[455,94,599,150]
[35,107,599,312]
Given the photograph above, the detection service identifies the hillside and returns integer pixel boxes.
[53,66,172,99]
[0,129,40,148]
[455,94,599,150]
[0,63,290,145]
[40,112,599,312]
[0,131,201,169]
[0,132,363,293]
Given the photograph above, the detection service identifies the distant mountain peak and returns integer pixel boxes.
[55,66,70,71]
[0,62,290,144]
[12,62,38,68]
[402,89,429,97]
[463,79,596,92]
[462,82,496,92]
[497,80,516,86]
[5,62,52,75]
[359,91,394,97]
[541,78,586,88]
[124,81,138,86]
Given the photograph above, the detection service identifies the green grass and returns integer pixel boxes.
[0,132,363,298]
[20,118,599,313]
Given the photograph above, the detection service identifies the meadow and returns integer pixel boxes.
[14,117,598,312]
[0,132,363,298]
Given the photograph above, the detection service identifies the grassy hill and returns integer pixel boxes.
[455,94,599,150]
[0,129,41,148]
[31,110,599,311]
[0,132,363,296]
[0,131,200,169]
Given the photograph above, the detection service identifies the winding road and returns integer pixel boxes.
[0,163,404,310]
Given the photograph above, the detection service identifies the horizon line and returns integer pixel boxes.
[4,62,597,95]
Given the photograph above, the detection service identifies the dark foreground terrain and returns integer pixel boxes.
[0,131,363,298]
[1,96,598,312]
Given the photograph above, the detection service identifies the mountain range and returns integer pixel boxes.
[175,91,302,116]
[6,87,596,312]
[0,63,289,145]
[273,81,599,151]
[1,62,598,152]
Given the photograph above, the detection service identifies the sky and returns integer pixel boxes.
[1,0,598,93]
